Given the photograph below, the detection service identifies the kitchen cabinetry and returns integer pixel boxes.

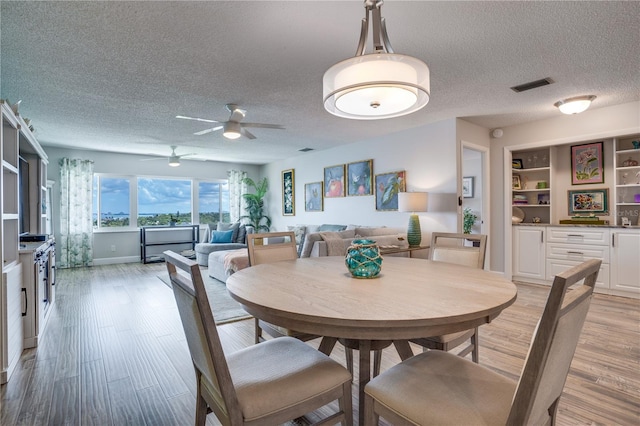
[513,226,546,282]
[140,225,199,263]
[610,229,640,295]
[1,263,22,384]
[614,136,640,226]
[511,147,552,224]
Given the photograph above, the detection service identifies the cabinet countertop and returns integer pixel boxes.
[513,223,639,229]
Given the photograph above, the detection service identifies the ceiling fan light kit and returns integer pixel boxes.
[554,95,596,115]
[168,155,180,167]
[323,0,430,120]
[223,121,242,139]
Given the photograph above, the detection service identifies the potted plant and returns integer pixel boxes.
[463,207,478,235]
[240,177,272,232]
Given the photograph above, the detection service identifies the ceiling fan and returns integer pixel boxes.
[176,103,284,140]
[140,146,196,167]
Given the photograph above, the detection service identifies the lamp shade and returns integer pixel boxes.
[554,95,596,115]
[398,192,429,213]
[323,53,430,120]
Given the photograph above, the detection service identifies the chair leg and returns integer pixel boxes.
[363,393,379,426]
[195,372,208,426]
[471,327,479,363]
[254,318,262,344]
[340,380,354,426]
[373,350,382,377]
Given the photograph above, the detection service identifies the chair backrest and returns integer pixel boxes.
[507,258,601,425]
[164,250,242,424]
[430,232,487,269]
[247,231,298,266]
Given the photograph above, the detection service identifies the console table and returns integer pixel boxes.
[140,225,199,264]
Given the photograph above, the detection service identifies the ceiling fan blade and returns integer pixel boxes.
[242,122,285,129]
[229,108,246,123]
[176,115,221,124]
[178,153,198,158]
[139,157,166,162]
[194,125,224,136]
[241,128,257,140]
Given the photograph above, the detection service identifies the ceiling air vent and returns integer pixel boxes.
[298,147,314,152]
[510,78,554,93]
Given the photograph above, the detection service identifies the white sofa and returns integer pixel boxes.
[298,225,408,258]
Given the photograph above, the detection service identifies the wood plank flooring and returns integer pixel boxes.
[1,262,639,425]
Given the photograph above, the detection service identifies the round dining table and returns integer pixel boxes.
[226,256,517,425]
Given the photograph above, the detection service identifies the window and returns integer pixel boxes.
[92,174,229,230]
[94,176,131,227]
[138,178,192,226]
[198,181,230,226]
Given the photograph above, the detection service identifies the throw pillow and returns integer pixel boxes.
[287,225,307,258]
[318,224,347,232]
[218,222,240,242]
[235,224,247,244]
[211,230,233,244]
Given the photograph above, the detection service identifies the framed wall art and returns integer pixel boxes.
[571,142,604,185]
[462,176,475,198]
[512,175,522,190]
[304,182,323,212]
[375,170,406,211]
[568,188,608,215]
[324,164,345,198]
[282,169,295,215]
[346,159,373,196]
[512,159,523,169]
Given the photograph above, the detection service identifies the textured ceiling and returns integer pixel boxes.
[2,1,639,165]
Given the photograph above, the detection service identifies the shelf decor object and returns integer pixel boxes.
[568,189,609,215]
[398,192,428,247]
[323,0,429,120]
[571,141,604,185]
[345,239,383,279]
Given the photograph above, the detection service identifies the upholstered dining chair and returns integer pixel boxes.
[164,250,353,426]
[409,232,488,363]
[247,231,320,344]
[364,258,601,426]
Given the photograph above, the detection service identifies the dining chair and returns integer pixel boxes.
[164,250,353,426]
[247,231,320,344]
[409,232,487,363]
[363,258,601,426]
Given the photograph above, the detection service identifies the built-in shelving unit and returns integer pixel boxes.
[614,136,640,226]
[511,147,553,224]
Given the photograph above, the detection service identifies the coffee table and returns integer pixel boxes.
[226,256,517,424]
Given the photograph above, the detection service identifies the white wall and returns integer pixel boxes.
[45,147,261,264]
[262,118,462,244]
[489,101,640,273]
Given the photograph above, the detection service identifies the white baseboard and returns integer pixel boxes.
[92,256,140,265]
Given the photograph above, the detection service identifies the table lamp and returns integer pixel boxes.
[398,192,429,247]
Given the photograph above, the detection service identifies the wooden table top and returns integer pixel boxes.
[226,256,518,341]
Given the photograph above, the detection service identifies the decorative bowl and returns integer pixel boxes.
[345,239,382,278]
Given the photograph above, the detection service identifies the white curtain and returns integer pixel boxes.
[59,158,94,268]
[228,169,247,222]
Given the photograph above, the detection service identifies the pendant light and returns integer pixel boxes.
[323,0,430,120]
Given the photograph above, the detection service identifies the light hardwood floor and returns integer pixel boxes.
[1,262,638,425]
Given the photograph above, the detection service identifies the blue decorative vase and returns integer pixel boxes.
[633,140,640,149]
[345,239,383,279]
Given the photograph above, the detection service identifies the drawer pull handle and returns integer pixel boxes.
[567,234,584,238]
[567,251,584,255]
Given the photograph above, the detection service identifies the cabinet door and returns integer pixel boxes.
[611,231,640,294]
[513,227,545,281]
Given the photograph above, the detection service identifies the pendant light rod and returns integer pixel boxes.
[356,0,394,56]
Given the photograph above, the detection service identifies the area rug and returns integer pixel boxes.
[158,270,252,325]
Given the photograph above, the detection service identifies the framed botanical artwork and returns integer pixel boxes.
[375,170,406,211]
[462,176,475,198]
[304,182,323,212]
[512,159,523,169]
[324,164,345,198]
[512,174,522,190]
[346,159,373,196]
[282,169,295,216]
[571,142,604,185]
[568,189,608,215]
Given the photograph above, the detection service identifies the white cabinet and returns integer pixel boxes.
[513,226,546,282]
[611,229,640,295]
[545,227,610,292]
[1,263,22,384]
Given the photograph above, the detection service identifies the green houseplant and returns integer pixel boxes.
[463,207,478,234]
[240,177,271,232]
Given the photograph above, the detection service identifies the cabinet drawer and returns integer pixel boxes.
[546,243,610,263]
[546,259,610,289]
[547,227,610,245]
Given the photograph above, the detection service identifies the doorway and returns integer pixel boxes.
[461,143,489,267]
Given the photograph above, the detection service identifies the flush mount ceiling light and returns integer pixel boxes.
[554,95,596,115]
[323,0,430,120]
